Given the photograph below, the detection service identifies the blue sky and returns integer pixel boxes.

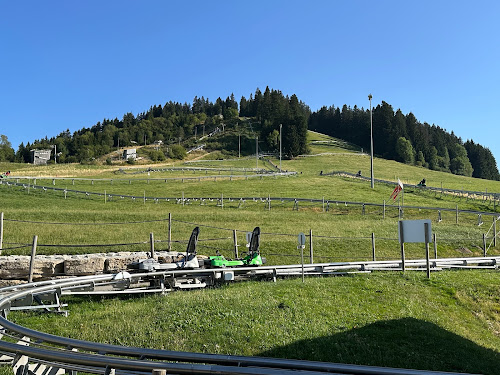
[1,1,499,163]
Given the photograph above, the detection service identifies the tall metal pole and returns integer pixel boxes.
[279,124,282,172]
[369,94,374,188]
[238,134,241,158]
[52,144,57,164]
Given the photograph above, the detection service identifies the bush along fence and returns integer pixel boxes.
[1,212,498,275]
[325,171,500,208]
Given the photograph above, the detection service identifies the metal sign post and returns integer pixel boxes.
[424,222,430,278]
[398,220,433,278]
[298,232,306,282]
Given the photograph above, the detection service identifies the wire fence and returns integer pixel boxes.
[0,211,498,264]
[325,171,500,206]
[7,167,294,185]
[1,179,499,222]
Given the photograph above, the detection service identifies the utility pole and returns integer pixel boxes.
[51,144,57,164]
[238,134,241,158]
[369,94,374,189]
[256,136,258,169]
[279,123,282,172]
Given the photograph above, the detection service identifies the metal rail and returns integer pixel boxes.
[1,256,496,375]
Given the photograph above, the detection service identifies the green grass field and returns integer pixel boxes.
[6,271,500,374]
[1,131,500,373]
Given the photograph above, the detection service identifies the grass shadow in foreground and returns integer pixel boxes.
[258,317,499,374]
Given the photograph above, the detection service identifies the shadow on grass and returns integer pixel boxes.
[258,317,499,374]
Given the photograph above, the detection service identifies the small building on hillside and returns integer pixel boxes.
[123,148,137,160]
[30,149,52,165]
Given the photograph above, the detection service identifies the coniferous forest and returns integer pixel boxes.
[309,101,499,180]
[2,87,499,181]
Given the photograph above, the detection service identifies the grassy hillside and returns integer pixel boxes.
[1,131,498,261]
[7,271,500,374]
[1,131,500,374]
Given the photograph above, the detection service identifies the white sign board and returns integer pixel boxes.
[298,232,306,247]
[398,220,432,244]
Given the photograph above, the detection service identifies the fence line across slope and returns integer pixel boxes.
[2,179,499,218]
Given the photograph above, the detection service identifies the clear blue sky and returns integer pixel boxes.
[1,1,499,163]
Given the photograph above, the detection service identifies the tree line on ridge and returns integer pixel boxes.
[0,87,498,181]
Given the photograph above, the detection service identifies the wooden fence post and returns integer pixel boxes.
[371,232,376,261]
[399,221,405,272]
[28,235,38,283]
[301,245,305,283]
[383,200,386,219]
[309,229,313,264]
[494,217,497,247]
[0,212,3,254]
[483,233,487,256]
[233,230,238,258]
[150,232,155,258]
[433,233,437,259]
[168,213,172,251]
[456,205,459,224]
[425,222,430,279]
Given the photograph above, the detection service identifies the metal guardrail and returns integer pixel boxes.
[1,256,494,375]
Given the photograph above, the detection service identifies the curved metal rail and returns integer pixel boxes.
[1,257,497,375]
